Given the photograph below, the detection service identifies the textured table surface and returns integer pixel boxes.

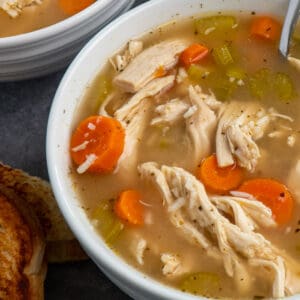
[0,1,147,299]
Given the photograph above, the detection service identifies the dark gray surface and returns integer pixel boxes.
[0,1,147,299]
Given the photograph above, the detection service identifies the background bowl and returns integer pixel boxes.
[0,0,134,81]
[47,0,299,299]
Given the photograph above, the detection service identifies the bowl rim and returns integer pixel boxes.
[47,0,299,299]
[0,0,125,47]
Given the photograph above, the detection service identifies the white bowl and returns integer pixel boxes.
[0,0,134,81]
[47,0,299,299]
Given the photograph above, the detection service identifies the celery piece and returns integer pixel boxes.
[274,72,295,101]
[213,44,234,66]
[226,66,246,80]
[180,272,220,296]
[195,15,237,36]
[92,199,124,244]
[187,64,211,81]
[95,75,112,110]
[207,72,236,101]
[248,68,271,99]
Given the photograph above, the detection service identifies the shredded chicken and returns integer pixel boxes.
[139,162,290,298]
[115,75,175,122]
[135,239,147,265]
[176,67,188,84]
[216,102,293,172]
[0,0,41,17]
[110,40,143,72]
[288,56,300,72]
[114,40,188,93]
[186,86,218,167]
[114,76,175,177]
[287,159,300,204]
[151,98,189,126]
[161,253,182,276]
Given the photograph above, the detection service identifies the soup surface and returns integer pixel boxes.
[0,0,94,37]
[70,12,300,299]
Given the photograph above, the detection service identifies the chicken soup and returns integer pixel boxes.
[0,0,95,37]
[69,12,300,299]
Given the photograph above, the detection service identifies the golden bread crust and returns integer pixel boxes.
[0,162,87,263]
[0,193,46,300]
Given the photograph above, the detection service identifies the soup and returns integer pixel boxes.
[69,12,300,299]
[0,0,94,37]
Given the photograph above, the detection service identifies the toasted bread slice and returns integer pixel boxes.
[0,162,87,263]
[0,192,46,300]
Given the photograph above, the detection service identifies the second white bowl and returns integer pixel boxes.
[0,0,135,81]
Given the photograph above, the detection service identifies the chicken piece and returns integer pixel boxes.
[139,162,290,298]
[214,194,276,229]
[115,75,175,122]
[216,102,261,170]
[114,40,188,93]
[176,67,188,84]
[151,98,189,126]
[186,86,219,168]
[130,237,147,265]
[0,0,42,17]
[114,76,175,179]
[288,56,300,72]
[161,253,182,276]
[211,196,275,233]
[110,40,143,72]
[249,257,285,298]
[285,269,300,295]
[216,102,293,172]
[287,159,300,204]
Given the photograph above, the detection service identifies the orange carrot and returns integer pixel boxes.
[251,16,282,41]
[114,190,144,225]
[238,178,294,225]
[70,115,125,173]
[154,66,167,78]
[196,154,244,194]
[180,44,209,68]
[59,0,95,16]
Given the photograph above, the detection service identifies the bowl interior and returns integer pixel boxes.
[47,0,299,299]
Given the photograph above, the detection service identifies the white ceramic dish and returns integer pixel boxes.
[47,0,300,299]
[0,0,134,81]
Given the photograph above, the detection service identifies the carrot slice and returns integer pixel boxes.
[114,190,144,225]
[196,154,244,194]
[180,44,209,68]
[70,115,125,173]
[154,66,167,78]
[251,16,282,41]
[238,178,294,225]
[58,0,95,15]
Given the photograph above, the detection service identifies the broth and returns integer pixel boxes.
[70,12,300,299]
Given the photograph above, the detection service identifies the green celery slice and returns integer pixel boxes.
[95,75,112,111]
[180,272,220,297]
[187,64,211,81]
[92,199,124,244]
[274,72,295,101]
[207,72,237,101]
[213,44,234,66]
[226,66,246,80]
[248,68,271,100]
[195,15,237,36]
